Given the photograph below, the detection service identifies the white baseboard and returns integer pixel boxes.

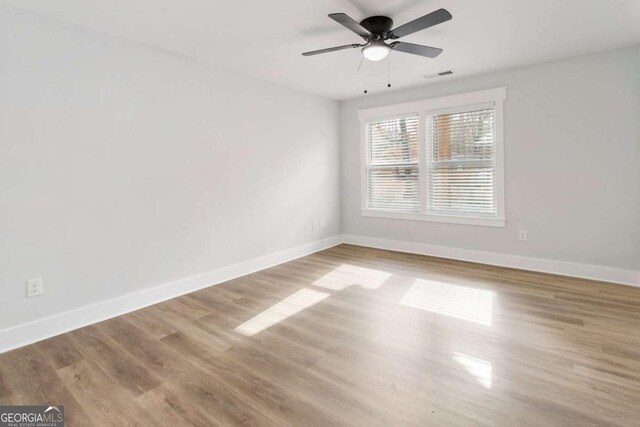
[0,236,343,354]
[342,234,639,288]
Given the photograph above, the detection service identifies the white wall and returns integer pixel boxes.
[0,5,340,332]
[341,45,640,273]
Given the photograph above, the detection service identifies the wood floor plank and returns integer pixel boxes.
[38,334,85,371]
[66,326,162,398]
[134,383,221,427]
[0,345,93,425]
[0,244,639,426]
[56,359,150,427]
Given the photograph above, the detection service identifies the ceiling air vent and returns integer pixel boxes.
[423,70,454,79]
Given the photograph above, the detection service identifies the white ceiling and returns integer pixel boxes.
[4,0,640,100]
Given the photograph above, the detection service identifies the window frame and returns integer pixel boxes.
[359,87,507,228]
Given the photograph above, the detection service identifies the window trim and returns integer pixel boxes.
[359,87,507,228]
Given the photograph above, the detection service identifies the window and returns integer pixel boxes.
[365,116,419,212]
[359,88,506,227]
[427,106,496,217]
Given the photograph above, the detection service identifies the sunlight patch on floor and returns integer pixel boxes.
[234,288,330,336]
[312,264,391,291]
[400,279,494,326]
[454,352,493,388]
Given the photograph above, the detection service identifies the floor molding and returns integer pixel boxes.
[0,236,343,354]
[342,234,640,288]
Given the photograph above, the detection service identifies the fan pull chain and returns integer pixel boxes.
[364,59,368,94]
[387,55,391,88]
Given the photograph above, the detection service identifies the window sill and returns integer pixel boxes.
[360,209,506,228]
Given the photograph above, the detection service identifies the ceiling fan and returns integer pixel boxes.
[302,9,452,62]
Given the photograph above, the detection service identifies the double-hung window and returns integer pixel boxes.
[360,88,506,227]
[365,115,420,212]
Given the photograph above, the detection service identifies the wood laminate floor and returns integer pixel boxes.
[1,244,639,426]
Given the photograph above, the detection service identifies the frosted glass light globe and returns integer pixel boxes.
[362,41,390,61]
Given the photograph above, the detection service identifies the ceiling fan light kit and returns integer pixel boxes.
[362,40,390,61]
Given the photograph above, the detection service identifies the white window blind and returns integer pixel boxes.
[427,106,497,217]
[365,116,419,212]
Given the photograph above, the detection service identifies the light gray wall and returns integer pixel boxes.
[0,5,340,330]
[340,45,640,271]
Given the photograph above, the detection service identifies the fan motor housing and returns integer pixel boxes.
[360,16,393,36]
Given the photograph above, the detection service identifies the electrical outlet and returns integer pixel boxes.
[27,278,43,297]
[518,230,528,241]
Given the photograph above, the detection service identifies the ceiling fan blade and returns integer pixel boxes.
[328,13,371,38]
[302,43,364,56]
[389,8,452,39]
[390,42,443,58]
